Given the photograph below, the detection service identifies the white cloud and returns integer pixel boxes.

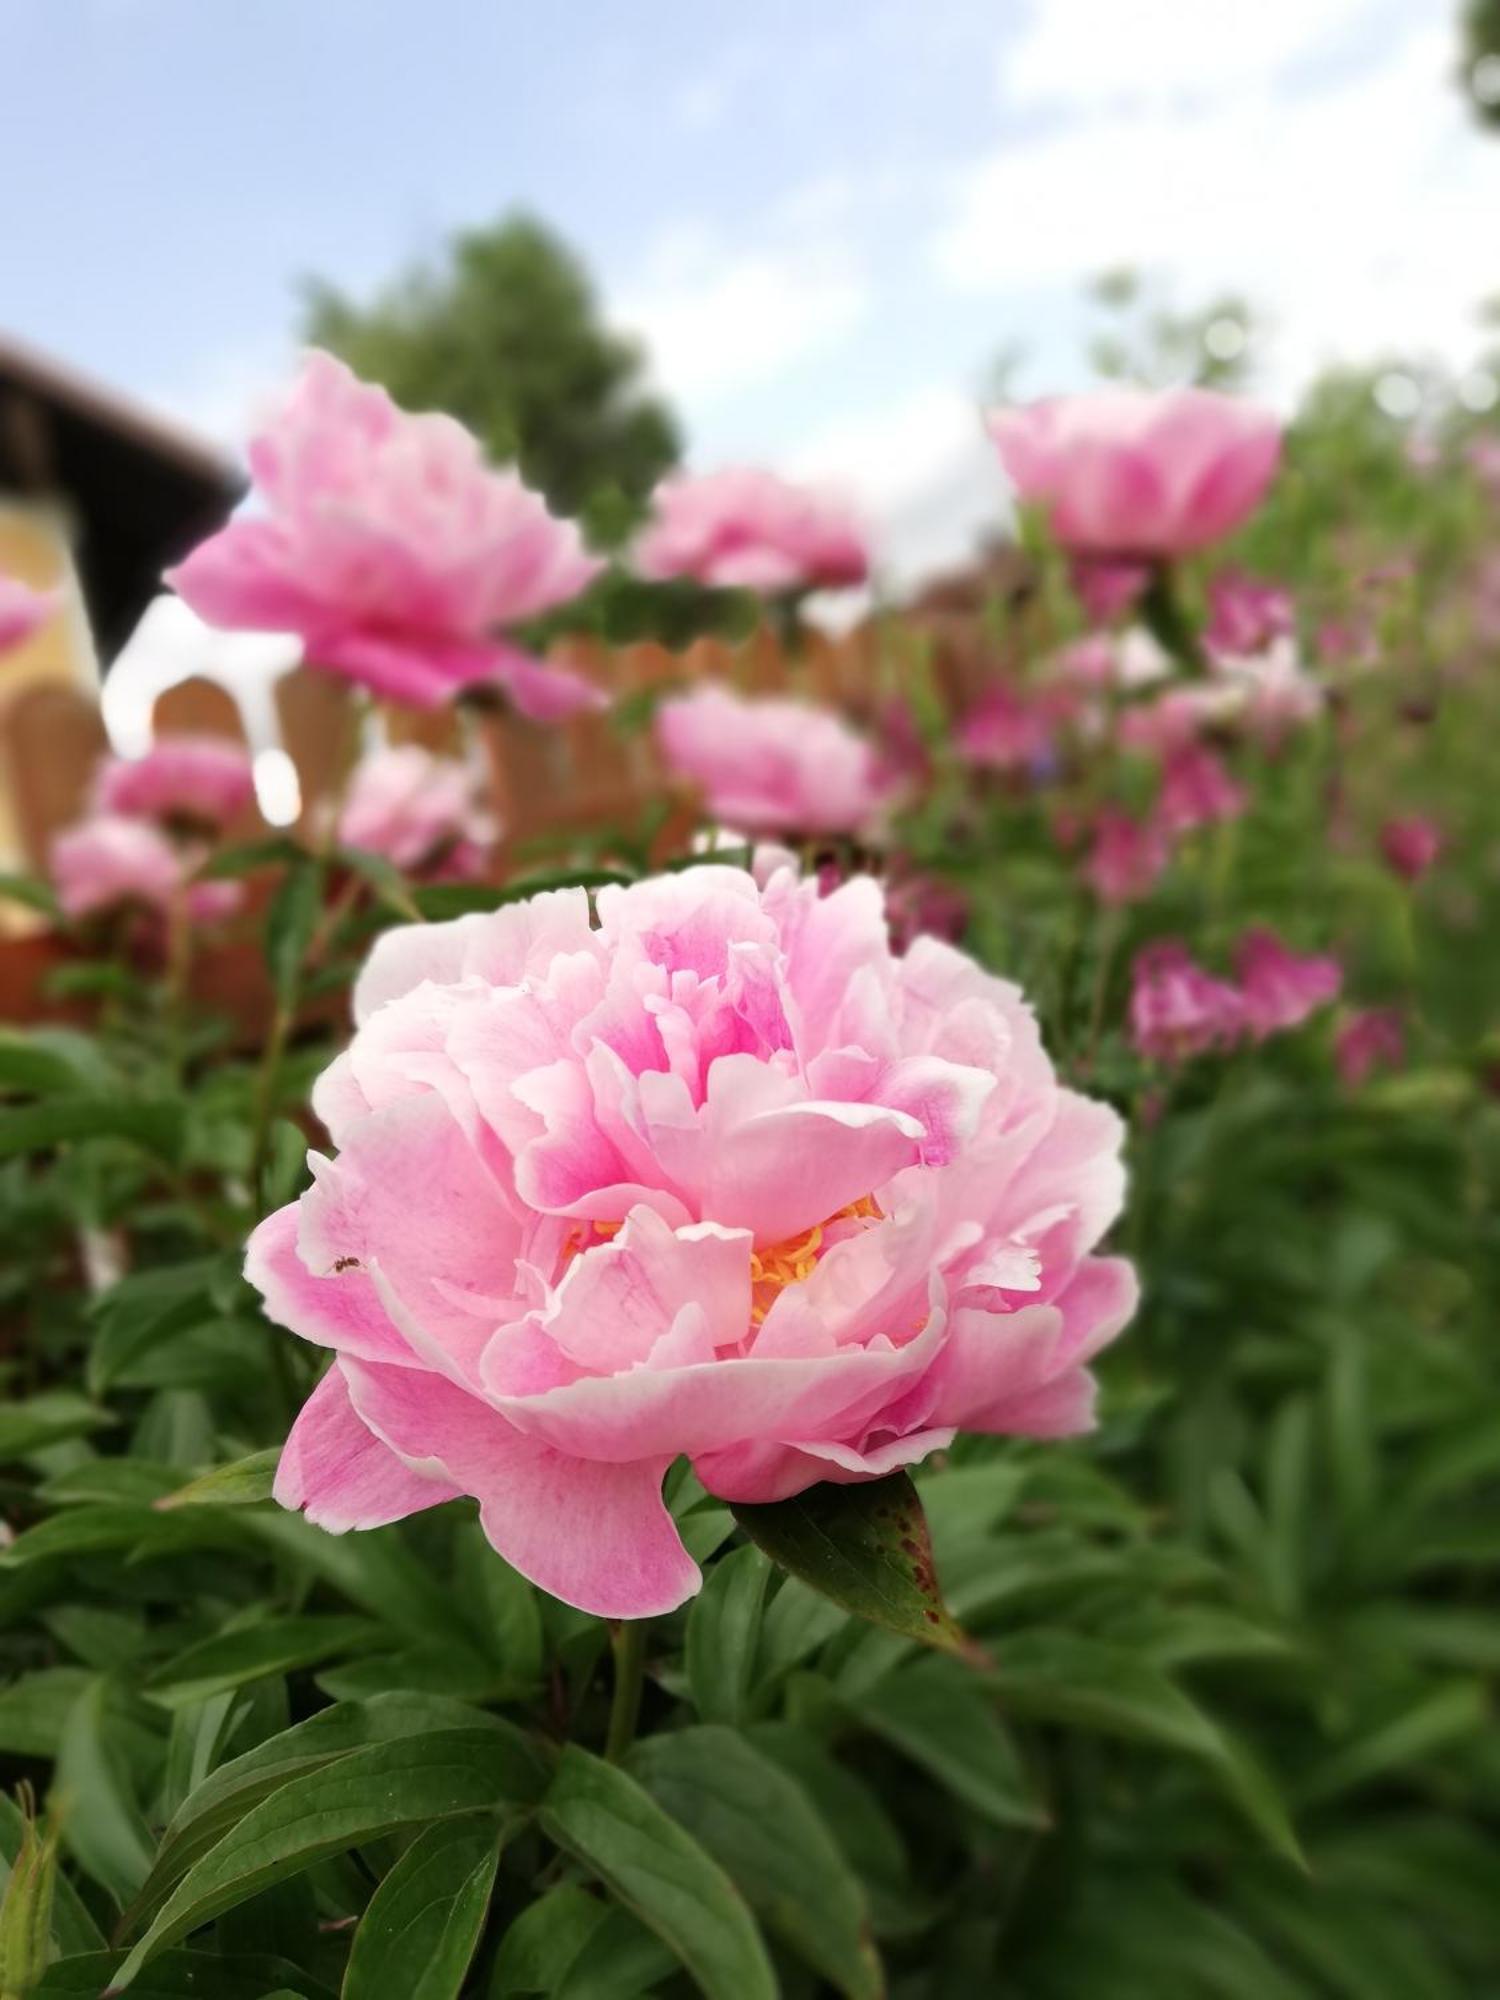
[999,0,1379,109]
[619,241,870,406]
[937,23,1500,399]
[787,384,1011,588]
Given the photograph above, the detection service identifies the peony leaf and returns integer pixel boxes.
[155,1450,281,1512]
[341,1813,504,2000]
[538,1744,776,2000]
[730,1472,978,1659]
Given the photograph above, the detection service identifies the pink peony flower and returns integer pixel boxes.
[1335,1007,1404,1087]
[987,388,1281,558]
[168,353,604,717]
[1466,435,1500,503]
[1068,556,1151,624]
[1155,743,1248,834]
[0,575,59,653]
[636,468,868,594]
[656,683,897,838]
[1204,571,1295,659]
[1129,939,1243,1064]
[1082,808,1172,906]
[956,684,1055,774]
[1379,814,1443,881]
[338,745,498,883]
[50,815,240,924]
[94,735,256,831]
[1234,929,1341,1042]
[250,862,1136,1617]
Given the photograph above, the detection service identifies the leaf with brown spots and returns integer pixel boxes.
[730,1472,981,1660]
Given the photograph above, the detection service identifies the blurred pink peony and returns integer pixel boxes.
[1082,808,1171,906]
[1234,929,1341,1041]
[251,862,1135,1616]
[1379,814,1443,881]
[338,745,498,883]
[168,353,603,717]
[1155,743,1248,834]
[0,576,59,653]
[1129,940,1243,1064]
[1205,571,1295,659]
[1335,1007,1404,1087]
[94,735,256,831]
[635,468,869,593]
[656,683,897,838]
[1466,435,1500,503]
[50,815,240,924]
[987,388,1281,557]
[956,684,1055,774]
[1068,556,1151,624]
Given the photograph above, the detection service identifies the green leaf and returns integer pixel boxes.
[266,855,325,1009]
[155,1450,281,1511]
[53,1679,157,1906]
[0,1028,112,1096]
[335,845,425,922]
[731,1472,976,1658]
[0,1795,104,1961]
[0,1670,94,1759]
[412,868,629,921]
[87,1261,226,1397]
[112,1727,546,1987]
[342,1814,504,2000]
[851,1655,1045,1830]
[1297,1680,1490,1806]
[686,1545,770,1725]
[34,1949,337,1998]
[537,1744,775,2000]
[123,1698,532,1937]
[144,1616,380,1707]
[488,1884,609,1996]
[0,1098,184,1164]
[630,1726,883,2000]
[0,1395,110,1463]
[0,871,59,916]
[0,1797,59,2000]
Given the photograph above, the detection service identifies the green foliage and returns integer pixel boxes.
[303,213,680,532]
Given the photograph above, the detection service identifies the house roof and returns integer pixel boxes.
[0,335,244,665]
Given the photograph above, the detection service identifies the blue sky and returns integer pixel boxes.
[5,0,1494,578]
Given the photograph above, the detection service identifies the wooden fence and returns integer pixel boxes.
[0,623,929,877]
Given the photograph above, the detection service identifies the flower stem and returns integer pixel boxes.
[605,1620,647,1763]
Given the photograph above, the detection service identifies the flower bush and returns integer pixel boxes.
[1,334,1499,2000]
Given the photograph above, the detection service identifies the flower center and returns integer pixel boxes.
[749,1194,882,1324]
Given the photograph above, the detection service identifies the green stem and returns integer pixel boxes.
[249,1001,293,1212]
[1138,563,1207,677]
[605,1620,647,1763]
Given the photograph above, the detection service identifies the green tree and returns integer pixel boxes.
[302,213,681,536]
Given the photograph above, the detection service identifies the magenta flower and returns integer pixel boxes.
[987,388,1281,558]
[956,684,1055,774]
[94,735,256,832]
[1205,570,1295,659]
[1234,929,1341,1041]
[1082,808,1172,906]
[636,468,869,594]
[338,745,498,883]
[1068,556,1151,624]
[1335,1007,1404,1087]
[251,862,1135,1617]
[1129,940,1244,1064]
[168,353,604,717]
[656,683,897,838]
[1379,815,1443,881]
[1155,743,1248,835]
[50,815,240,924]
[0,575,59,654]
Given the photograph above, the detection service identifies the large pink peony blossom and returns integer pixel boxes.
[168,353,604,717]
[94,735,256,831]
[1234,929,1341,1041]
[636,468,869,593]
[250,862,1136,1617]
[0,575,59,653]
[338,745,498,883]
[50,815,240,924]
[656,683,898,838]
[987,388,1281,558]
